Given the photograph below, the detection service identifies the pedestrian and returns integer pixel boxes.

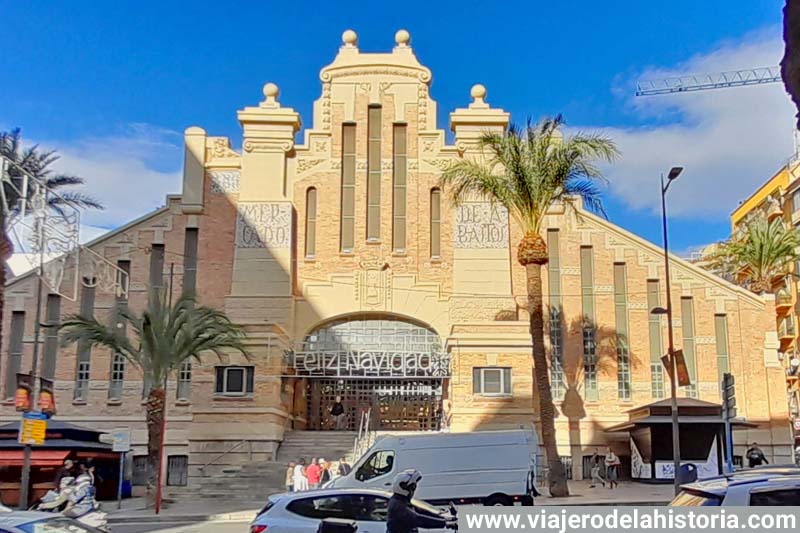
[306,457,322,489]
[746,442,769,468]
[330,397,346,430]
[604,447,619,489]
[589,448,605,488]
[54,459,75,487]
[337,456,352,477]
[293,458,309,491]
[285,461,296,492]
[319,458,331,485]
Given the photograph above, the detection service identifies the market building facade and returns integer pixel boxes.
[0,30,791,485]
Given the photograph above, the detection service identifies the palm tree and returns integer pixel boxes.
[60,289,247,498]
[441,116,618,497]
[0,128,102,363]
[705,218,800,293]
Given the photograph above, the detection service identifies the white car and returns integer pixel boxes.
[671,465,800,506]
[250,488,455,533]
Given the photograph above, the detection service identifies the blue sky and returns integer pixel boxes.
[0,0,793,253]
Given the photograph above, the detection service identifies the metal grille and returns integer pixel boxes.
[167,455,188,486]
[307,378,443,431]
[549,310,565,401]
[303,317,442,354]
[583,327,597,400]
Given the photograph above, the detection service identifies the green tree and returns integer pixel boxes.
[60,290,247,497]
[706,218,800,294]
[441,116,618,497]
[0,128,102,363]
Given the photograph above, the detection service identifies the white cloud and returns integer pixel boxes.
[597,28,796,219]
[46,123,183,232]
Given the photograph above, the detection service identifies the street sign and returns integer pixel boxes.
[111,429,131,453]
[794,419,800,431]
[18,412,47,445]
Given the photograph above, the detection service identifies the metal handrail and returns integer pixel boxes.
[198,439,252,475]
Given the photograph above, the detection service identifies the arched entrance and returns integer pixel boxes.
[291,315,450,431]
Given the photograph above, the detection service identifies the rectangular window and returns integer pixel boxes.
[167,455,189,486]
[681,297,698,398]
[793,189,800,213]
[109,260,130,401]
[366,106,382,241]
[580,246,598,401]
[714,314,730,387]
[547,229,564,400]
[132,456,148,486]
[177,361,192,401]
[472,367,512,396]
[614,263,631,401]
[392,124,407,252]
[149,243,165,290]
[41,294,61,380]
[430,189,441,258]
[340,123,356,252]
[647,280,664,398]
[305,188,317,258]
[183,228,199,293]
[214,366,255,396]
[5,312,25,399]
[74,282,96,401]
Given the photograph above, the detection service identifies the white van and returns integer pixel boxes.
[330,430,538,506]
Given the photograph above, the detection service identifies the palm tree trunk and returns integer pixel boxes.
[145,387,166,504]
[526,263,569,497]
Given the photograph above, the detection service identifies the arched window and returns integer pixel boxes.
[306,187,317,258]
[430,188,441,258]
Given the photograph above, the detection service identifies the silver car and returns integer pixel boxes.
[671,465,800,506]
[250,488,454,533]
[0,511,103,532]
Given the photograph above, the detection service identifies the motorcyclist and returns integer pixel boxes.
[386,469,456,533]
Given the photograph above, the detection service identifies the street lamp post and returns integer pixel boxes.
[654,166,683,496]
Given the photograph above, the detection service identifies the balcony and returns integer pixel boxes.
[776,288,793,312]
[779,317,796,342]
[766,197,784,221]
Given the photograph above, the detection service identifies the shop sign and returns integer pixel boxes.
[290,350,451,378]
[794,419,800,432]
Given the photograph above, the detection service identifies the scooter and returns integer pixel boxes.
[31,474,109,531]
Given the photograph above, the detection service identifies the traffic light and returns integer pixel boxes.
[722,372,736,419]
[14,374,32,412]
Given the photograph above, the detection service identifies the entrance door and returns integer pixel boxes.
[307,379,443,431]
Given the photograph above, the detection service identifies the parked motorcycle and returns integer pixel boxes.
[31,474,108,531]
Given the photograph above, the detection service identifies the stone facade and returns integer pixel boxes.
[0,30,791,483]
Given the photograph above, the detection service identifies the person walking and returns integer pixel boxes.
[306,457,322,489]
[293,458,309,491]
[337,456,352,477]
[319,458,331,485]
[330,397,346,430]
[589,448,605,488]
[285,461,296,493]
[746,443,769,468]
[604,447,619,489]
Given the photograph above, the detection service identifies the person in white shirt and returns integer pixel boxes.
[293,458,309,491]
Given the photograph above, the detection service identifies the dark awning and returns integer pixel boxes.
[605,415,758,433]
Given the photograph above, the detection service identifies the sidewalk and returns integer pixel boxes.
[537,480,674,506]
[107,481,673,524]
[106,497,262,524]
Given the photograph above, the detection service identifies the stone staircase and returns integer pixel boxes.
[171,431,358,502]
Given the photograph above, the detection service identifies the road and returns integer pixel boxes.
[112,520,250,533]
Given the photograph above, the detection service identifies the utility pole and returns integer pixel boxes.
[18,185,49,510]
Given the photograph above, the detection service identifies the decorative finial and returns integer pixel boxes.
[342,29,358,47]
[262,83,280,107]
[470,84,487,101]
[395,29,411,47]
